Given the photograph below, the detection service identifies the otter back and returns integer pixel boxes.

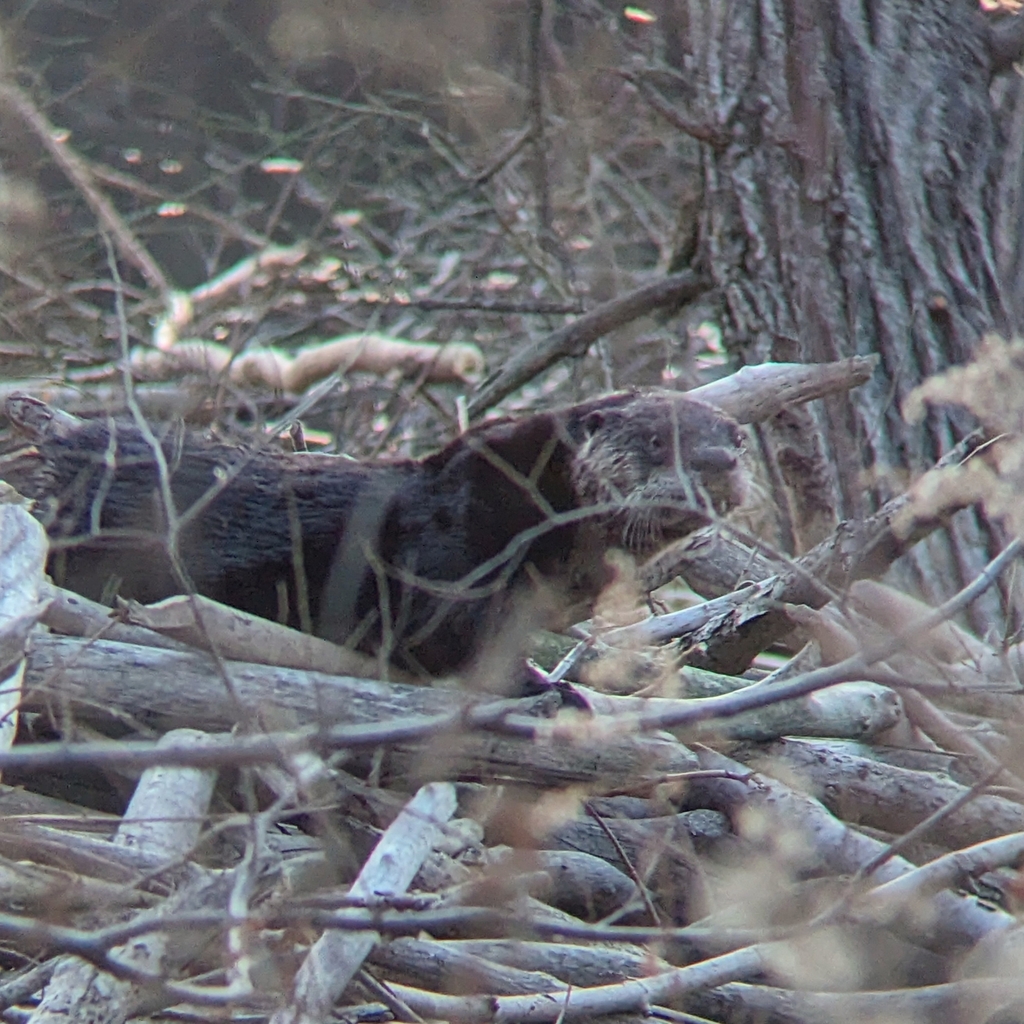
[4,391,745,674]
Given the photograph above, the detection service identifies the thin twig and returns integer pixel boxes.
[585,802,662,926]
[467,270,707,416]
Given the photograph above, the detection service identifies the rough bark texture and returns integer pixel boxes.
[671,0,1024,634]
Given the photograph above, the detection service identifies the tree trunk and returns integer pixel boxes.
[669,0,1024,636]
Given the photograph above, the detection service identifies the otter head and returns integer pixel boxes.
[570,392,747,556]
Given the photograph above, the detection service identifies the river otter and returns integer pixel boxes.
[4,391,746,674]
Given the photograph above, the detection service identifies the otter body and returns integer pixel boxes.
[7,391,745,674]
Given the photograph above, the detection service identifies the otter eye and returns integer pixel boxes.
[649,434,662,451]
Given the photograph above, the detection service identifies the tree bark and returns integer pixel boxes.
[670,0,1024,634]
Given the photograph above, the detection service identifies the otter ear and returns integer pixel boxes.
[582,410,606,436]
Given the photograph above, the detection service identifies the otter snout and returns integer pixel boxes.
[690,445,740,474]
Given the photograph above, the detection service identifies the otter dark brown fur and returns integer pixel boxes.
[5,391,746,674]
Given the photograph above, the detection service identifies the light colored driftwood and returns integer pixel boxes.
[24,634,464,730]
[384,941,777,1023]
[28,729,219,1024]
[579,677,902,743]
[0,502,49,781]
[271,781,458,1024]
[121,594,389,679]
[755,737,1024,850]
[113,728,217,859]
[688,355,878,423]
[736,678,902,747]
[382,729,697,789]
[41,584,192,652]
[23,635,698,787]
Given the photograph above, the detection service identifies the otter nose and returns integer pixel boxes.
[690,446,739,472]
